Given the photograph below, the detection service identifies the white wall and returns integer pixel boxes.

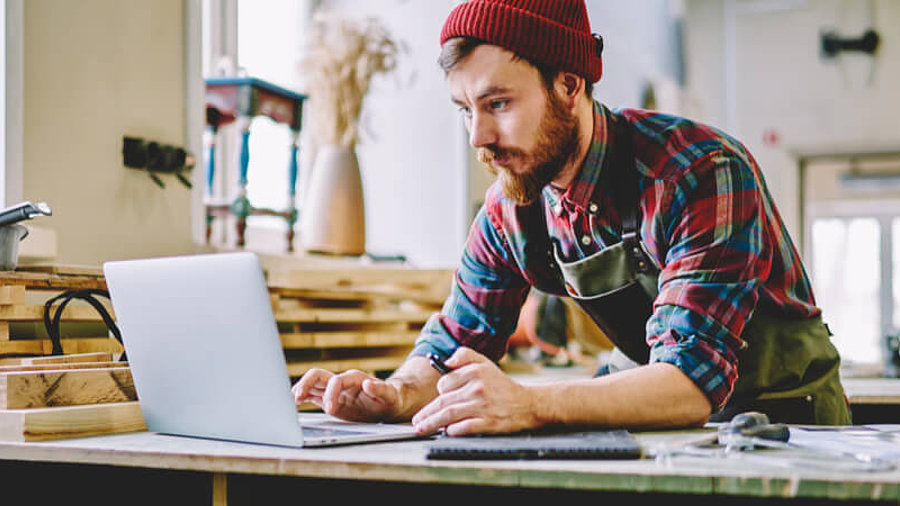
[23,0,201,265]
[309,0,467,269]
[683,0,900,242]
[588,0,685,113]
[313,0,684,268]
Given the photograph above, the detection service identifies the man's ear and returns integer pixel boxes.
[556,72,584,108]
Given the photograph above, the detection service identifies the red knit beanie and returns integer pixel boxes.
[440,0,604,83]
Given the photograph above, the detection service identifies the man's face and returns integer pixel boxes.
[448,45,579,205]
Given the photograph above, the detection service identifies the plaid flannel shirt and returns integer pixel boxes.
[412,101,819,410]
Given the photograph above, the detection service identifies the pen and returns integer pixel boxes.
[428,353,452,375]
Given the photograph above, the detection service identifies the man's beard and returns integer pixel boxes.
[477,91,580,206]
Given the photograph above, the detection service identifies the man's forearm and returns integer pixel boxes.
[384,356,442,421]
[531,362,713,429]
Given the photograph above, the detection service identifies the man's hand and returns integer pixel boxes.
[411,347,542,436]
[292,368,402,422]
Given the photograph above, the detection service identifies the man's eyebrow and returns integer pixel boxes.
[476,86,513,101]
[451,86,514,106]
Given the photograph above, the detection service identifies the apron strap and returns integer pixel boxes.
[607,116,652,275]
[529,111,647,283]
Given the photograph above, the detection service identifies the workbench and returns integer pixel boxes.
[2,421,900,505]
[843,377,900,424]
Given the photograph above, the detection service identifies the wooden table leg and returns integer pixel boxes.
[213,472,228,506]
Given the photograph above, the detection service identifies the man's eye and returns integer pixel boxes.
[489,100,509,110]
[458,106,472,117]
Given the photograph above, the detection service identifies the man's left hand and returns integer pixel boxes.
[411,347,542,436]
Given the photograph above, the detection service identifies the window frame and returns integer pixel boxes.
[196,0,315,253]
[3,0,24,208]
[800,150,900,368]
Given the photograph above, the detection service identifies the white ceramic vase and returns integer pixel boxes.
[300,145,366,255]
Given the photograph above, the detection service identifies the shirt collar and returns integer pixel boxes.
[543,101,609,217]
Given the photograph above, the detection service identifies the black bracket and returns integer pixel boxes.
[821,29,880,59]
[122,136,194,189]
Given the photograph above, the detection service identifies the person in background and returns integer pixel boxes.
[293,0,851,435]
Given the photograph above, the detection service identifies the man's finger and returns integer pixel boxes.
[445,346,491,368]
[292,369,333,402]
[444,417,486,437]
[322,370,373,413]
[360,378,394,405]
[322,374,351,413]
[411,386,471,430]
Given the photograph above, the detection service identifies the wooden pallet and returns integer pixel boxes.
[0,268,123,358]
[268,267,453,377]
[0,402,145,442]
[0,352,142,441]
[0,263,456,440]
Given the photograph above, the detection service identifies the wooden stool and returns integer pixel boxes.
[204,77,307,251]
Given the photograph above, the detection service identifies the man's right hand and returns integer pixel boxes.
[291,368,403,422]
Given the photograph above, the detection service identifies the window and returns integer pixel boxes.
[802,151,900,368]
[810,217,881,364]
[201,0,312,250]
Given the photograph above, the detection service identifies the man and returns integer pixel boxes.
[293,0,851,435]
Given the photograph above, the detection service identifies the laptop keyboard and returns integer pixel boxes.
[300,425,368,438]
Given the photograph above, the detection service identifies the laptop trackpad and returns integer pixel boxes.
[298,414,418,436]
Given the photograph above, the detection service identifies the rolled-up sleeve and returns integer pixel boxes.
[647,150,772,409]
[412,204,531,362]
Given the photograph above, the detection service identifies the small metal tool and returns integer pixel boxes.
[0,201,52,228]
[654,411,894,473]
[717,411,790,452]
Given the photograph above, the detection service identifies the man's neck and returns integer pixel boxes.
[550,98,595,190]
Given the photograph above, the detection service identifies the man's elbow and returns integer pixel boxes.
[681,401,712,428]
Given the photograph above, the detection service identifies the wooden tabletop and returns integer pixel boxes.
[1,423,900,502]
[843,377,900,405]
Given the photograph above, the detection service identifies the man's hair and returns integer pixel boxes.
[438,37,594,98]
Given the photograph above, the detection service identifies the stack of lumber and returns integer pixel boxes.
[0,267,139,442]
[0,266,123,357]
[0,352,143,442]
[0,262,454,440]
[0,263,453,378]
[267,267,454,378]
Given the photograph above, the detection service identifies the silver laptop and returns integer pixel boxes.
[103,252,422,448]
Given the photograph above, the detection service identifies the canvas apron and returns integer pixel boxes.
[531,118,850,425]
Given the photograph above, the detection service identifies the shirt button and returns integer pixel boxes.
[581,235,591,246]
[588,202,599,213]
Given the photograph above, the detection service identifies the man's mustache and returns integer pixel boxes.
[477,145,527,166]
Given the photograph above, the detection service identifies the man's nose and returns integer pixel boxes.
[468,112,497,148]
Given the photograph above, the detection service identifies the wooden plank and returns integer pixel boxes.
[0,351,113,366]
[0,337,123,356]
[0,303,113,321]
[274,306,434,324]
[843,377,900,405]
[280,329,420,349]
[0,285,27,305]
[0,366,136,409]
[0,271,107,290]
[272,287,447,307]
[267,267,452,287]
[286,355,409,377]
[53,337,124,356]
[0,401,145,442]
[267,268,454,305]
[16,264,103,276]
[0,361,127,373]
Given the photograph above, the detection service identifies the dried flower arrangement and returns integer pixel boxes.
[299,12,400,150]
